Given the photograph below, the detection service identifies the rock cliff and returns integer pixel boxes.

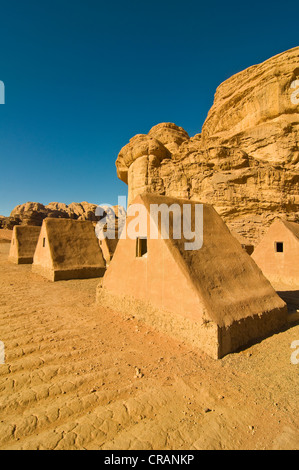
[116,47,299,243]
[2,201,100,228]
[1,202,124,239]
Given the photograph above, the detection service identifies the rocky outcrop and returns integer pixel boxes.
[115,47,299,243]
[201,47,299,166]
[4,201,125,235]
[5,201,102,228]
[0,215,21,230]
[10,202,50,226]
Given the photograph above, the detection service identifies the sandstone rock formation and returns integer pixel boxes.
[0,216,9,229]
[6,201,101,228]
[10,202,50,226]
[4,200,125,248]
[116,47,299,243]
[0,215,20,230]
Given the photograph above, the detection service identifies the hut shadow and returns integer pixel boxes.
[225,291,299,357]
[277,290,299,321]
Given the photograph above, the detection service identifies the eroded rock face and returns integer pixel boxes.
[10,202,49,226]
[115,47,299,243]
[202,47,299,167]
[116,133,171,184]
[0,216,18,230]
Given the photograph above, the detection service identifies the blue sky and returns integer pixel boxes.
[0,0,298,216]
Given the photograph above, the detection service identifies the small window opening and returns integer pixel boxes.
[275,242,284,253]
[43,238,46,248]
[136,237,147,258]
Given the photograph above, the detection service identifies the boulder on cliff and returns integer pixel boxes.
[115,47,299,243]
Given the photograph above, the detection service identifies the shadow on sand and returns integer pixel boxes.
[228,290,299,356]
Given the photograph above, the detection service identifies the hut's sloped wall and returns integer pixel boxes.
[32,219,105,281]
[252,219,299,285]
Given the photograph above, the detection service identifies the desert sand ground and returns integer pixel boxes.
[0,239,298,450]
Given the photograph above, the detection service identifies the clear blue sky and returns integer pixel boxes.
[0,0,297,216]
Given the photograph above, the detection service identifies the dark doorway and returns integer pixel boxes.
[136,237,147,257]
[275,242,284,253]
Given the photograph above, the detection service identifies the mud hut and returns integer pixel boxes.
[97,194,287,359]
[32,219,105,281]
[9,225,40,264]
